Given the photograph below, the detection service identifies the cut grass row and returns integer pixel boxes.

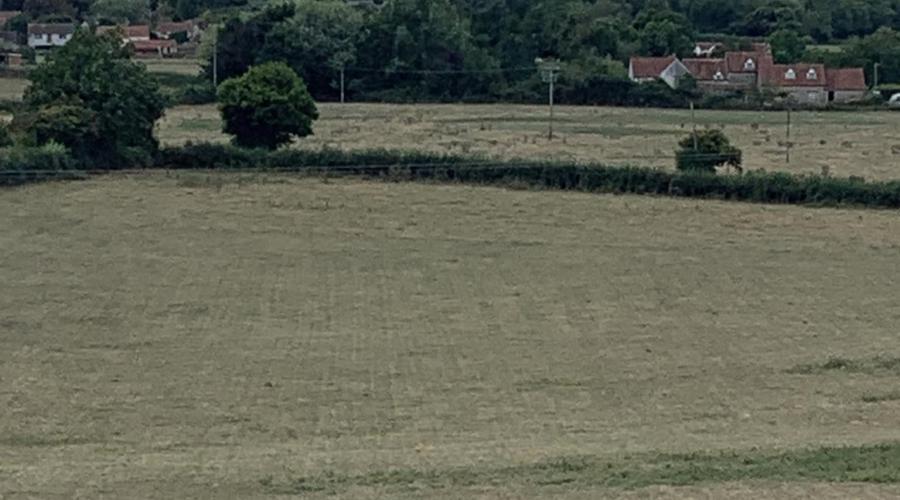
[263,442,900,495]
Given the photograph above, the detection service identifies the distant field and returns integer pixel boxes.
[0,77,27,101]
[3,174,900,498]
[142,58,202,76]
[159,103,900,180]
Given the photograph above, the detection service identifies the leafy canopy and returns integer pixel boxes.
[23,29,165,166]
[675,129,742,173]
[217,61,319,150]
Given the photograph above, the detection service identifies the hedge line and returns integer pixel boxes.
[7,141,900,210]
[154,143,900,209]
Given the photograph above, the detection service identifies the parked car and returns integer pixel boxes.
[889,93,900,108]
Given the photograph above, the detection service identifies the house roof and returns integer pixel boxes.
[0,11,20,24]
[724,51,765,73]
[683,58,726,81]
[155,21,194,34]
[826,68,867,91]
[131,39,177,51]
[28,23,75,36]
[97,24,150,39]
[629,55,678,78]
[761,63,827,88]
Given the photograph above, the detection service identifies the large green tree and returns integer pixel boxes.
[217,62,319,150]
[23,30,166,166]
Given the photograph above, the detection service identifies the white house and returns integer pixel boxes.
[28,23,75,49]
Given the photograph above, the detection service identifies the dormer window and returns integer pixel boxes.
[744,58,756,71]
[785,68,796,80]
[806,68,818,80]
[713,71,724,81]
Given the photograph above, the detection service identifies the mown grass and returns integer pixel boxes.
[788,356,900,375]
[262,443,900,495]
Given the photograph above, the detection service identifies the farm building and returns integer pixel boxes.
[629,43,868,106]
[131,39,178,58]
[96,25,151,43]
[628,55,690,89]
[27,23,75,49]
[154,21,201,41]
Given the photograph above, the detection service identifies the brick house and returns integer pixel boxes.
[760,62,828,106]
[630,42,868,107]
[826,68,868,103]
[692,42,722,58]
[628,55,691,89]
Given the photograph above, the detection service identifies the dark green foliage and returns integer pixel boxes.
[156,142,900,209]
[675,129,742,173]
[0,123,12,148]
[22,30,165,167]
[217,62,318,150]
[0,142,80,186]
[769,29,807,63]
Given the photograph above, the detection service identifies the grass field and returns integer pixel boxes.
[0,77,27,101]
[158,103,900,180]
[3,174,900,498]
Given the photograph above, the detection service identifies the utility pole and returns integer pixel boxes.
[535,58,561,140]
[340,66,345,104]
[690,101,698,151]
[786,107,791,164]
[874,62,880,90]
[211,25,219,88]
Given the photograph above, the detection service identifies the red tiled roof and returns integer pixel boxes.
[683,58,726,81]
[97,25,150,39]
[761,63,827,88]
[724,51,763,73]
[629,55,677,78]
[826,68,867,91]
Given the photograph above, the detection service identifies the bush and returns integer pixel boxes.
[0,142,81,186]
[217,62,319,150]
[0,123,12,148]
[675,129,742,173]
[152,142,900,209]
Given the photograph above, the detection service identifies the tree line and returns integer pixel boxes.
[207,0,900,104]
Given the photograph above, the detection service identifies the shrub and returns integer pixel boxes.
[675,129,742,173]
[0,141,80,186]
[0,123,12,148]
[23,29,166,168]
[217,62,319,150]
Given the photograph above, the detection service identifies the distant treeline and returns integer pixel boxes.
[206,0,900,104]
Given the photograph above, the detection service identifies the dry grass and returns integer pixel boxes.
[141,58,202,76]
[0,77,27,101]
[158,102,900,180]
[3,174,900,498]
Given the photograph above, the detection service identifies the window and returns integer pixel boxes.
[713,71,725,81]
[806,68,818,80]
[743,58,756,71]
[785,69,796,80]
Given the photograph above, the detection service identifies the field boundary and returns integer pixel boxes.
[5,144,900,210]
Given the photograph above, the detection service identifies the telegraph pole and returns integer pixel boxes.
[536,58,561,140]
[874,62,880,90]
[340,66,345,104]
[786,107,792,164]
[690,101,698,151]
[212,33,218,87]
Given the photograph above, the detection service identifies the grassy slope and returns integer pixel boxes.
[3,175,900,498]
